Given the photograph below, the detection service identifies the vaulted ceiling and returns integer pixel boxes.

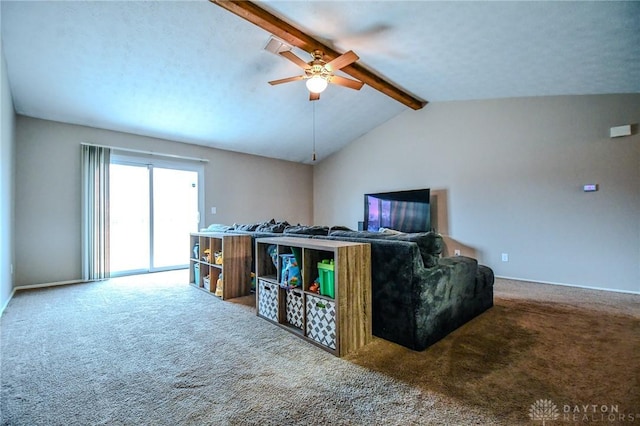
[2,1,639,163]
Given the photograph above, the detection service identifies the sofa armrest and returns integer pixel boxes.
[411,256,491,350]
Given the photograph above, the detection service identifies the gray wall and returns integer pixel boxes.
[314,94,640,293]
[14,117,313,286]
[1,41,16,310]
[9,94,640,293]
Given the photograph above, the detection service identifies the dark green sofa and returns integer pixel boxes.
[202,222,494,351]
[318,231,494,351]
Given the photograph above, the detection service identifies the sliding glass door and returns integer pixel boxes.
[152,167,199,269]
[109,156,202,276]
[110,164,150,273]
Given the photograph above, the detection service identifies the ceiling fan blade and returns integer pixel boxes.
[268,75,305,86]
[309,92,320,101]
[279,50,311,70]
[325,50,359,72]
[329,75,364,90]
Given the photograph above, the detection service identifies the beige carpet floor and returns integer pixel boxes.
[1,270,638,425]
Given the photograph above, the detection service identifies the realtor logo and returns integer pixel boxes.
[529,399,560,425]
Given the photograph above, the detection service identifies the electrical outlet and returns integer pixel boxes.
[454,249,461,256]
[502,253,509,262]
[211,207,217,214]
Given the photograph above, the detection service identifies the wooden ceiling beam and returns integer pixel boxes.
[210,0,427,110]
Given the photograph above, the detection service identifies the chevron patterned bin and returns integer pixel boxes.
[258,279,279,322]
[286,289,304,329]
[306,294,336,349]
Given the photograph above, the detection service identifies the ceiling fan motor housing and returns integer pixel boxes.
[268,46,363,99]
[307,50,330,79]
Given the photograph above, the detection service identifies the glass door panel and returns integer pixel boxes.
[152,168,199,269]
[109,164,150,274]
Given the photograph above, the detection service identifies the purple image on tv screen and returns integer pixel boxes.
[364,189,431,233]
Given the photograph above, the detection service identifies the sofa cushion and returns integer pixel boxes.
[234,222,261,231]
[284,225,329,236]
[233,219,289,233]
[385,232,443,268]
[328,230,443,268]
[328,225,353,233]
[328,230,386,239]
[202,223,233,232]
[378,227,405,235]
[256,220,290,233]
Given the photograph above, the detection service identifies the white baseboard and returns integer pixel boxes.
[495,275,640,296]
[2,278,107,317]
[14,279,92,291]
[0,287,16,317]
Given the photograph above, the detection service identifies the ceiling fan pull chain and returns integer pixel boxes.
[312,102,317,162]
[312,103,317,162]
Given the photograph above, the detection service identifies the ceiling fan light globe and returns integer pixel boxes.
[306,76,328,94]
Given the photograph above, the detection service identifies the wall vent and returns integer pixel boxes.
[264,36,292,55]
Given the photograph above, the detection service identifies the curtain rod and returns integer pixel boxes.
[81,142,209,163]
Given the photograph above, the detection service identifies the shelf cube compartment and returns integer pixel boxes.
[306,294,336,349]
[256,243,278,280]
[317,260,335,298]
[279,253,302,289]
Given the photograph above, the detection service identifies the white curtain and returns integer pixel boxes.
[81,145,111,281]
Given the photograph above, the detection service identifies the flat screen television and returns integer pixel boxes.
[364,189,431,233]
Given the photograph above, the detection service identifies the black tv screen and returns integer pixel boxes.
[364,189,431,233]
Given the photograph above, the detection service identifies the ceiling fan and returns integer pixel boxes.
[269,49,364,101]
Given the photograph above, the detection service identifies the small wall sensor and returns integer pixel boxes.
[610,125,631,138]
[583,184,598,192]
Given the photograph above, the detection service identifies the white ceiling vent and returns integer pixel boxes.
[264,36,292,55]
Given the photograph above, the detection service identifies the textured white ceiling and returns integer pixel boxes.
[2,1,639,163]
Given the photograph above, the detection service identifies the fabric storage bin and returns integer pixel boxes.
[258,279,279,322]
[286,289,304,329]
[306,294,336,349]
